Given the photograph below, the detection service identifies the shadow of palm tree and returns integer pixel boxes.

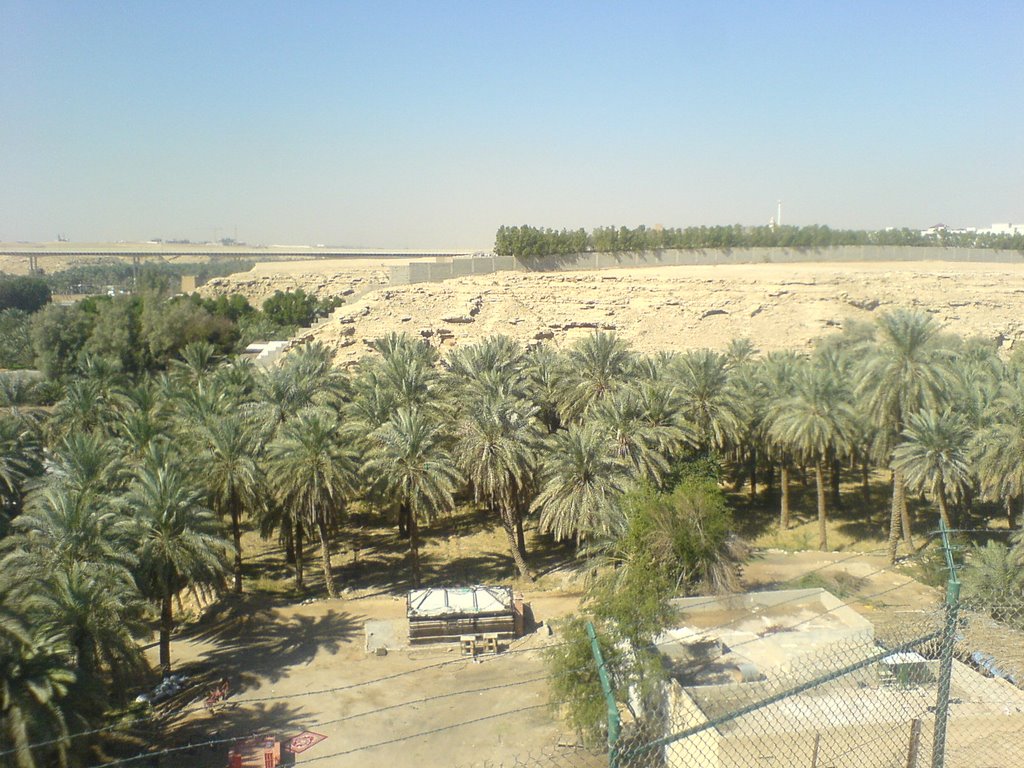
[155,700,314,768]
[180,596,358,689]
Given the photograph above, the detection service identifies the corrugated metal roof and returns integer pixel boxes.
[407,586,513,618]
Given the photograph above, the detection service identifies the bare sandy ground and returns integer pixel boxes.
[288,260,1024,366]
[201,257,434,308]
[150,550,946,768]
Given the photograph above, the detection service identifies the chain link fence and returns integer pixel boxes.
[473,545,1024,768]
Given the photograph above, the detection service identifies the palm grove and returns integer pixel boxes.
[5,303,1024,764]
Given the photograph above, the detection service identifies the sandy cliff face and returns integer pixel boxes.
[275,261,1024,365]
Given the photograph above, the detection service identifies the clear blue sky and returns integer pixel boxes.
[2,1,1021,248]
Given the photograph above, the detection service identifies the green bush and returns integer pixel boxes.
[0,276,51,313]
[0,310,35,369]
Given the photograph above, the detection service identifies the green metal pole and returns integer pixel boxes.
[586,621,621,767]
[931,520,960,768]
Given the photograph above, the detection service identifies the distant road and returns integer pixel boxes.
[0,248,479,259]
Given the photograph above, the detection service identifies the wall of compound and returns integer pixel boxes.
[387,247,1022,285]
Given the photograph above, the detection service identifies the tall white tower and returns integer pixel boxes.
[777,200,783,227]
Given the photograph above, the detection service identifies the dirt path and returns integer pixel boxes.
[143,545,950,768]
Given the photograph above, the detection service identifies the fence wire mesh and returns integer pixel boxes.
[471,587,1024,768]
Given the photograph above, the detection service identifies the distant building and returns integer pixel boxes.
[978,222,1024,236]
[922,222,1021,237]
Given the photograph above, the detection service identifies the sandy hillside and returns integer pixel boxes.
[286,261,1024,365]
[200,257,433,308]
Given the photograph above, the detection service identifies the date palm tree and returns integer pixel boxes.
[454,390,542,579]
[532,423,630,543]
[560,332,634,423]
[364,407,460,588]
[590,388,672,487]
[189,416,263,594]
[856,309,954,561]
[0,607,74,768]
[891,409,971,529]
[265,407,359,598]
[14,562,149,701]
[761,350,802,528]
[125,444,231,673]
[0,416,42,530]
[769,361,855,551]
[4,485,135,578]
[524,344,566,434]
[671,349,742,452]
[971,372,1024,527]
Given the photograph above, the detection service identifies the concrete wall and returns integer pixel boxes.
[387,246,1022,285]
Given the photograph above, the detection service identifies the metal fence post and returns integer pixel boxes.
[931,520,961,768]
[586,622,621,767]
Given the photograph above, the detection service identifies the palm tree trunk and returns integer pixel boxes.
[830,455,842,509]
[159,593,173,674]
[887,470,904,563]
[815,461,828,551]
[501,506,534,581]
[900,482,916,551]
[317,518,337,598]
[230,499,243,594]
[936,484,952,530]
[779,464,791,530]
[516,515,527,559]
[1006,496,1016,529]
[398,503,411,539]
[748,447,757,500]
[407,504,421,588]
[6,704,32,768]
[284,525,296,564]
[294,519,305,590]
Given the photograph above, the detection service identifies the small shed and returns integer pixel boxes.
[407,586,517,644]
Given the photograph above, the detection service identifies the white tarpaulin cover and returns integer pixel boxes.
[407,586,512,618]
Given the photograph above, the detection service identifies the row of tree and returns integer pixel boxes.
[493,224,1024,259]
[0,287,341,378]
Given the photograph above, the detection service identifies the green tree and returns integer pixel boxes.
[81,296,145,373]
[125,444,231,673]
[971,372,1024,528]
[616,479,745,595]
[891,409,971,529]
[364,407,460,588]
[261,288,340,328]
[856,309,955,561]
[0,607,74,768]
[0,310,35,369]
[560,332,634,422]
[139,295,238,365]
[532,424,630,543]
[0,277,51,314]
[190,415,263,594]
[454,390,542,579]
[29,303,94,380]
[265,408,359,598]
[671,349,742,451]
[769,361,855,551]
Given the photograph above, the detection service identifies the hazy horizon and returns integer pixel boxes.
[2,1,1021,249]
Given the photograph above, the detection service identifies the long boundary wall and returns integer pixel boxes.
[388,246,1023,285]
